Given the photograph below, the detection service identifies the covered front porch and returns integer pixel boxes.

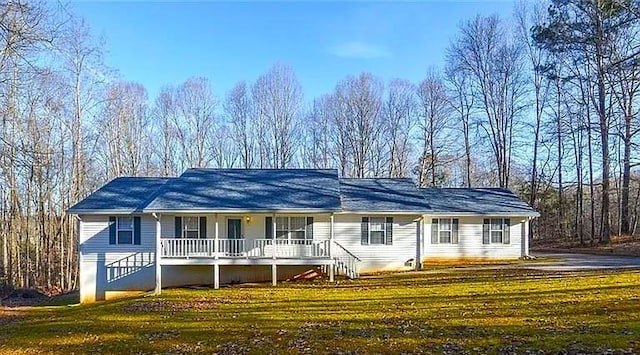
[152,212,359,293]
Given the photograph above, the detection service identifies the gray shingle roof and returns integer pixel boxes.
[420,188,539,216]
[67,170,538,216]
[67,177,172,213]
[340,178,431,212]
[144,169,342,212]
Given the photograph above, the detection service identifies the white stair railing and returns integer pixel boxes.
[332,241,360,279]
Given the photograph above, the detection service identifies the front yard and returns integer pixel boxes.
[1,268,639,354]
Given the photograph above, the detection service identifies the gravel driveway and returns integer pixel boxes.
[528,252,640,271]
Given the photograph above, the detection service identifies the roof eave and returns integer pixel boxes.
[424,211,540,217]
[141,208,342,214]
[66,209,143,215]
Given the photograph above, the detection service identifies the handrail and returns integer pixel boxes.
[332,241,361,261]
[160,238,330,258]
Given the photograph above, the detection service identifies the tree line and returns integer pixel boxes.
[1,0,639,292]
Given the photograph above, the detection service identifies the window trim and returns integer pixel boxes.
[274,216,311,240]
[182,216,201,239]
[431,218,459,244]
[368,217,386,245]
[490,218,503,243]
[483,218,510,244]
[362,216,393,245]
[116,216,133,245]
[439,218,452,244]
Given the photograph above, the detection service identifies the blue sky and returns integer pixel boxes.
[72,1,515,102]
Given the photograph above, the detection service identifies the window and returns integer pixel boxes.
[361,217,393,245]
[290,217,306,239]
[274,216,312,240]
[483,218,510,244]
[276,217,289,239]
[183,217,200,239]
[109,216,140,245]
[431,218,459,244]
[117,217,133,244]
[369,217,386,244]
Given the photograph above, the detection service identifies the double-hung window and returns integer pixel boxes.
[361,217,393,245]
[483,218,510,244]
[183,217,200,239]
[117,217,133,244]
[273,216,313,241]
[431,218,459,244]
[109,216,141,245]
[173,216,206,239]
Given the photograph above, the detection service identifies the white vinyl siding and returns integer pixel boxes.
[78,214,157,303]
[335,214,418,273]
[423,216,524,259]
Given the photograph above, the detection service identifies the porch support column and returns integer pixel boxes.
[214,214,219,259]
[329,213,335,282]
[524,217,531,257]
[214,263,220,289]
[154,213,162,295]
[271,263,277,286]
[415,216,422,271]
[328,262,334,282]
[214,213,220,289]
[272,213,277,239]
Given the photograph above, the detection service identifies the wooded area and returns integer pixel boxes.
[1,0,639,292]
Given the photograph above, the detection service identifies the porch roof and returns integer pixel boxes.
[143,169,342,212]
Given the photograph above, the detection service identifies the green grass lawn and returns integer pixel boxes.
[1,268,639,354]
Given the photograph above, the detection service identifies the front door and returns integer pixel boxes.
[228,219,242,239]
[227,219,242,254]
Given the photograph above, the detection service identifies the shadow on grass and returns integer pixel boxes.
[35,292,80,307]
[2,269,639,354]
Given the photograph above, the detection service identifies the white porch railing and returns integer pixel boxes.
[160,238,331,259]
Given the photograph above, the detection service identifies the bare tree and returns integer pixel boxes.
[417,69,451,187]
[448,15,528,188]
[252,63,303,168]
[333,73,384,178]
[303,95,334,169]
[98,82,152,178]
[385,79,416,178]
[444,64,475,187]
[225,81,255,168]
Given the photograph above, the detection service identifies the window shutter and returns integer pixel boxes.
[174,217,182,238]
[306,217,314,240]
[199,216,207,239]
[361,217,369,245]
[109,216,116,245]
[133,216,141,245]
[503,219,510,244]
[483,219,490,244]
[265,216,273,239]
[431,219,439,244]
[385,217,393,245]
[452,219,459,244]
